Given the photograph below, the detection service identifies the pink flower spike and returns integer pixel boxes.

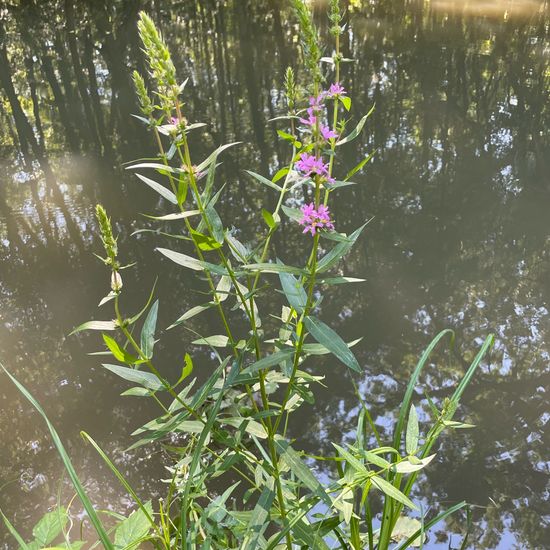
[328,83,346,97]
[295,153,329,177]
[298,202,335,236]
[321,125,338,140]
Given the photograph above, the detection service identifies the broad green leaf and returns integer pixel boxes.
[406,405,419,455]
[135,173,177,204]
[274,437,331,506]
[304,316,361,373]
[191,335,229,347]
[262,208,277,229]
[278,268,307,313]
[32,508,67,547]
[244,170,283,192]
[302,338,362,356]
[392,454,435,474]
[140,300,158,359]
[102,334,137,364]
[339,95,352,111]
[156,247,203,271]
[336,104,375,146]
[102,364,164,391]
[190,229,222,251]
[114,502,153,550]
[70,320,116,335]
[371,476,418,510]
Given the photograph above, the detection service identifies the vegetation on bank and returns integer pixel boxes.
[2,1,492,548]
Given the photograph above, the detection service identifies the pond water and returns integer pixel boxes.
[0,0,549,548]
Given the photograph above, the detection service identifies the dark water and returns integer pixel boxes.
[0,0,549,548]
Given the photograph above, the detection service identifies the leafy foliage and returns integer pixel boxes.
[2,3,493,549]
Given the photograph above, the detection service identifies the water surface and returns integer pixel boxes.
[0,0,549,547]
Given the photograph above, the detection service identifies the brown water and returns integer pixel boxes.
[0,0,549,548]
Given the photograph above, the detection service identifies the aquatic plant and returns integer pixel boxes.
[2,1,493,548]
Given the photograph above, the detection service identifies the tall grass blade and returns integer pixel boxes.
[0,364,114,549]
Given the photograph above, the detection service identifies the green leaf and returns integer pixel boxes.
[191,335,229,347]
[274,437,331,506]
[190,229,222,251]
[392,329,454,451]
[272,167,289,182]
[317,221,370,273]
[135,173,177,204]
[406,405,419,455]
[371,476,418,511]
[345,150,375,180]
[120,387,152,397]
[392,454,435,474]
[195,142,241,173]
[242,479,275,550]
[336,104,375,146]
[244,170,283,192]
[140,300,158,359]
[339,95,352,111]
[281,205,302,222]
[114,502,153,550]
[1,509,29,549]
[243,262,305,275]
[32,508,68,547]
[278,268,307,313]
[0,365,114,549]
[102,334,137,364]
[102,364,164,391]
[241,349,295,375]
[156,247,203,271]
[262,208,277,230]
[70,320,116,335]
[143,210,200,221]
[304,316,361,373]
[205,204,225,244]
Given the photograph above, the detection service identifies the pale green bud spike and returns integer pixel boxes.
[95,204,118,263]
[132,70,154,119]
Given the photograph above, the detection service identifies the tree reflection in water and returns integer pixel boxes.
[0,0,548,547]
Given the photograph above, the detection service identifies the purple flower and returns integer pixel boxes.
[299,106,318,127]
[295,153,329,177]
[321,125,338,140]
[328,82,346,97]
[298,203,335,236]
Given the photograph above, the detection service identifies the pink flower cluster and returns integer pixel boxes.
[298,83,346,142]
[295,153,329,177]
[298,203,335,236]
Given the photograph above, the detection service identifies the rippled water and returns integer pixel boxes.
[0,0,549,547]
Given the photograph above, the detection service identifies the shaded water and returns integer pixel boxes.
[0,0,549,547]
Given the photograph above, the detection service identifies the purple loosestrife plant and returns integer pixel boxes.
[1,2,493,549]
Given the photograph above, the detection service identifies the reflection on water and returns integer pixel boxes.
[0,0,549,547]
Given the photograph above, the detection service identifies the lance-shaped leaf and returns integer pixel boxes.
[371,476,418,511]
[70,320,117,335]
[336,104,375,146]
[135,173,177,204]
[244,170,283,192]
[102,364,164,391]
[279,267,307,313]
[406,404,420,455]
[304,316,361,373]
[140,300,159,359]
